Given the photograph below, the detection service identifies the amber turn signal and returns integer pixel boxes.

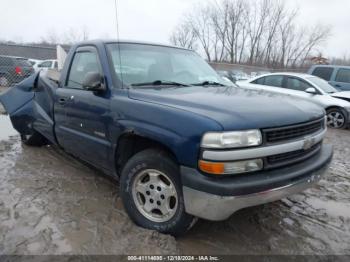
[198,160,225,175]
[199,159,263,175]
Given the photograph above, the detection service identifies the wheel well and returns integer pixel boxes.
[115,133,178,176]
[325,106,348,119]
[325,106,348,128]
[326,106,344,113]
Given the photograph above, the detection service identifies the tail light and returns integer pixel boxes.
[15,66,22,75]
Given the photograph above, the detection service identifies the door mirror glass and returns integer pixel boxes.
[82,72,105,92]
[305,87,317,94]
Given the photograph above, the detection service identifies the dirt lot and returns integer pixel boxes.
[0,112,349,255]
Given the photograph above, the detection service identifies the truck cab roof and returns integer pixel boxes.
[71,39,191,52]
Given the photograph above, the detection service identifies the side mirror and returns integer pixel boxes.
[82,72,105,92]
[305,87,317,94]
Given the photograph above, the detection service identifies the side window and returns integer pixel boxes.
[39,61,52,68]
[66,51,100,89]
[252,77,265,85]
[54,61,58,69]
[286,77,312,91]
[263,75,283,87]
[335,69,350,83]
[311,67,334,81]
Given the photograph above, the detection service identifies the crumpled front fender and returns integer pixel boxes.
[0,73,39,115]
[0,73,39,135]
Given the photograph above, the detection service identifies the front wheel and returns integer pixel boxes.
[120,149,196,236]
[326,108,347,129]
[21,131,47,146]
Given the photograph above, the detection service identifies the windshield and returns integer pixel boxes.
[307,76,338,93]
[106,43,229,87]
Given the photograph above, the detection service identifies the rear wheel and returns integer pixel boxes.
[120,148,196,236]
[326,108,346,129]
[21,131,47,146]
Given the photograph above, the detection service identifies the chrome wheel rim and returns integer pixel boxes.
[132,169,178,223]
[327,111,345,128]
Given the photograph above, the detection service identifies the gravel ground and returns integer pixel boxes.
[0,113,349,255]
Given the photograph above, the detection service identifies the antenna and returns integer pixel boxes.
[114,0,124,89]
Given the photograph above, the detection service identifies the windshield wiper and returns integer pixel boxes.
[131,80,190,87]
[191,81,226,87]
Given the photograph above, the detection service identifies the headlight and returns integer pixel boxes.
[201,130,262,149]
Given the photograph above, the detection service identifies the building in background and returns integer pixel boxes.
[0,42,70,61]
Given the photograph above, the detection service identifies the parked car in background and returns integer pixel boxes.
[231,70,249,81]
[308,65,350,91]
[35,59,58,72]
[0,40,332,235]
[215,70,234,85]
[216,69,249,83]
[0,55,34,87]
[216,70,231,78]
[250,71,272,78]
[257,71,271,76]
[237,72,350,129]
[28,59,43,72]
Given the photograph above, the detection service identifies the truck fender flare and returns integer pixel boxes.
[114,120,186,163]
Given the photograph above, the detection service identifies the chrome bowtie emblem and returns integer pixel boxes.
[303,137,316,150]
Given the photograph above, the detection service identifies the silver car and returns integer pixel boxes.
[237,72,350,128]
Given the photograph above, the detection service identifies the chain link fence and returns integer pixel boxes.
[0,43,69,89]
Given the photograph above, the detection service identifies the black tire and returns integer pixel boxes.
[120,148,196,236]
[20,131,47,146]
[326,108,347,129]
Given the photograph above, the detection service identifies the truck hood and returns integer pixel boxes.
[128,86,324,130]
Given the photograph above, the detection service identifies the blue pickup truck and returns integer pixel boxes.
[0,40,333,235]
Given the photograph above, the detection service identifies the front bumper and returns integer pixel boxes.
[181,144,333,221]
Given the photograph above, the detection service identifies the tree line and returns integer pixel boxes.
[170,0,331,68]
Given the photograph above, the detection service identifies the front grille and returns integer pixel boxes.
[263,118,324,143]
[265,142,321,169]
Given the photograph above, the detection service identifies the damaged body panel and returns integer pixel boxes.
[0,72,57,144]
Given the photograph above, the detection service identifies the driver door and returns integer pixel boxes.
[54,46,111,169]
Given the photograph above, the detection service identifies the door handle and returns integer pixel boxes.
[335,84,341,87]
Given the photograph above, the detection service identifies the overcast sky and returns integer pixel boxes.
[1,0,349,58]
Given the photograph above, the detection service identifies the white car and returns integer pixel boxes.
[237,73,350,128]
[28,59,43,71]
[35,59,58,72]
